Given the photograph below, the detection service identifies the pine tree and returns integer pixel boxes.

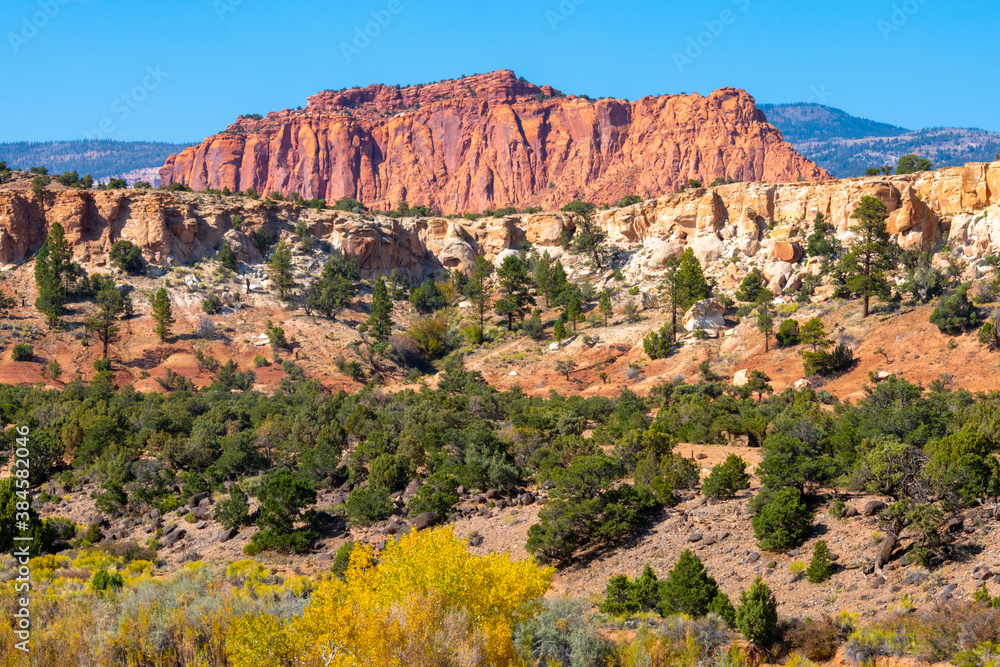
[675,248,709,311]
[566,292,582,331]
[660,250,709,346]
[46,221,73,288]
[553,319,566,342]
[736,578,779,646]
[659,549,720,617]
[841,196,898,318]
[34,244,66,327]
[565,201,611,269]
[494,254,535,330]
[150,288,174,342]
[806,540,833,583]
[550,260,570,306]
[85,281,125,360]
[534,251,553,307]
[266,241,295,301]
[599,288,612,326]
[757,301,775,352]
[467,255,493,332]
[367,277,394,344]
[799,317,832,352]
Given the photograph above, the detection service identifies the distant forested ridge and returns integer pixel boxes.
[0,140,193,179]
[760,103,1000,177]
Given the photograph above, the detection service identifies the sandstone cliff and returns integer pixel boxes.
[3,163,1000,292]
[159,70,827,215]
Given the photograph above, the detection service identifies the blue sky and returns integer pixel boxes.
[1,0,997,143]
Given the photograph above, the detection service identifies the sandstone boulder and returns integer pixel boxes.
[683,299,726,332]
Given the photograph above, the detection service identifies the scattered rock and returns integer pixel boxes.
[688,533,703,543]
[412,512,441,530]
[218,528,238,543]
[863,500,887,517]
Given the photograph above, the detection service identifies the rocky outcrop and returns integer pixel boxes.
[4,163,1000,288]
[160,70,827,215]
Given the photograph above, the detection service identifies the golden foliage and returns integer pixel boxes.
[289,526,554,667]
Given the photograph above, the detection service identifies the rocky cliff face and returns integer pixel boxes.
[4,163,1000,291]
[159,70,827,215]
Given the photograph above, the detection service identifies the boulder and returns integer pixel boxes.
[187,492,209,509]
[770,241,803,263]
[218,528,238,543]
[403,479,421,498]
[683,299,726,332]
[863,500,887,517]
[689,234,726,265]
[412,512,441,530]
[733,369,750,387]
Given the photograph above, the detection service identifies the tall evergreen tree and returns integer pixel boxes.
[367,276,394,343]
[564,201,612,269]
[85,282,125,359]
[841,196,898,318]
[599,288,612,326]
[467,255,493,333]
[150,288,174,342]
[33,244,66,327]
[756,301,775,352]
[533,251,554,307]
[550,260,570,306]
[566,292,582,331]
[494,254,535,330]
[659,250,708,346]
[266,241,295,301]
[675,248,710,311]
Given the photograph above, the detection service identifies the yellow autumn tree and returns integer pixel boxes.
[286,526,554,667]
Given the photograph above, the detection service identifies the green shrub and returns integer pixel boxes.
[701,454,750,499]
[776,319,800,346]
[707,592,737,628]
[253,354,269,368]
[216,486,251,529]
[807,540,833,583]
[91,569,124,595]
[11,343,32,361]
[201,294,223,314]
[930,283,981,333]
[736,578,779,646]
[659,549,720,617]
[368,454,409,492]
[331,541,356,579]
[345,487,394,526]
[750,487,814,550]
[109,240,145,275]
[407,472,460,516]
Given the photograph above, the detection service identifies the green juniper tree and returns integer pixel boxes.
[494,254,535,330]
[150,288,174,342]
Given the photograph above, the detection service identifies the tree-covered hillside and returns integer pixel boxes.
[761,103,1000,177]
[0,140,192,179]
